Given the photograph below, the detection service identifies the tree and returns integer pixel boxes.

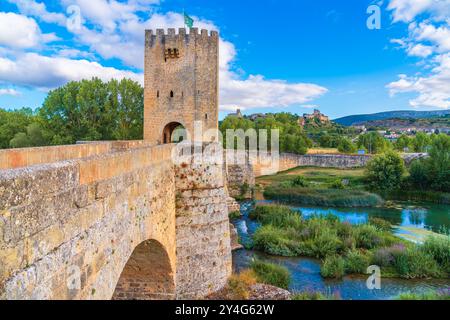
[365,151,406,190]
[357,132,388,154]
[0,108,36,148]
[39,78,144,145]
[9,123,48,148]
[338,138,357,154]
[395,134,412,152]
[426,134,450,191]
[412,132,431,153]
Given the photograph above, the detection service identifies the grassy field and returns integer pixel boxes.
[257,167,366,189]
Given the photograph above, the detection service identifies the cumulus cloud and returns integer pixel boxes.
[0,12,58,49]
[386,0,450,109]
[0,53,143,90]
[1,2,327,110]
[387,0,450,22]
[6,0,67,25]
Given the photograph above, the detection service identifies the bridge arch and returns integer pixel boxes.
[112,239,175,300]
[162,122,187,144]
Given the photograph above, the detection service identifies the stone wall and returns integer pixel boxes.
[0,144,177,300]
[0,142,232,300]
[174,146,232,299]
[252,153,371,177]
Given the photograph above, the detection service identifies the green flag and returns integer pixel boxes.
[184,12,194,28]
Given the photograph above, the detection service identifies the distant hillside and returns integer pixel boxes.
[334,110,450,126]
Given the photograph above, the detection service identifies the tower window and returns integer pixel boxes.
[165,48,180,60]
[157,90,159,98]
[205,114,208,120]
[170,91,174,98]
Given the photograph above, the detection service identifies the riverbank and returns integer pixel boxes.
[231,202,450,300]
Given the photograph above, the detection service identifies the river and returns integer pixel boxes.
[232,201,450,300]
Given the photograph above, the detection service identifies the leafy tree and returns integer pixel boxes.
[395,134,412,152]
[426,134,450,191]
[357,132,388,154]
[337,138,357,154]
[39,78,144,144]
[412,132,431,153]
[0,108,36,148]
[365,151,406,190]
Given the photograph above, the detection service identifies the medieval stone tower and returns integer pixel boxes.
[144,28,219,144]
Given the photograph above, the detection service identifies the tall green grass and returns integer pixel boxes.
[250,205,449,280]
[250,259,291,289]
[263,185,383,207]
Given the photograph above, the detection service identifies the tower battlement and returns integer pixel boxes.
[145,28,218,47]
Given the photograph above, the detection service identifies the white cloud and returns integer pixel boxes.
[387,0,450,109]
[387,54,450,109]
[387,0,450,23]
[407,43,433,57]
[0,12,57,49]
[7,0,67,25]
[0,4,327,110]
[0,88,21,96]
[0,53,143,90]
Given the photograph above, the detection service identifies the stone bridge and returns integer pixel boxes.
[0,141,232,300]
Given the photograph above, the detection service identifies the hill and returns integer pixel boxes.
[334,110,450,126]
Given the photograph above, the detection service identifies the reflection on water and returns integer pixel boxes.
[231,201,450,300]
[233,250,449,300]
[256,200,450,234]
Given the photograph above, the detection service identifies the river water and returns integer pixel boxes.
[232,201,450,300]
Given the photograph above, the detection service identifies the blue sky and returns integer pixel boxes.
[0,0,449,120]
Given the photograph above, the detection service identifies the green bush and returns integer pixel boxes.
[249,205,303,230]
[292,176,308,187]
[252,225,303,257]
[392,247,442,279]
[250,259,291,289]
[330,179,345,189]
[345,250,370,274]
[365,151,406,190]
[353,224,381,249]
[368,217,392,231]
[307,232,343,258]
[321,255,346,279]
[422,236,450,273]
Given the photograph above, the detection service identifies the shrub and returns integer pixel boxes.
[353,224,381,249]
[250,259,291,289]
[392,247,442,279]
[292,176,308,187]
[368,217,392,231]
[408,159,429,189]
[422,236,450,273]
[345,250,370,274]
[250,205,303,230]
[226,270,257,300]
[338,138,357,154]
[252,225,303,257]
[321,255,346,279]
[307,232,343,258]
[330,179,345,189]
[365,151,406,190]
